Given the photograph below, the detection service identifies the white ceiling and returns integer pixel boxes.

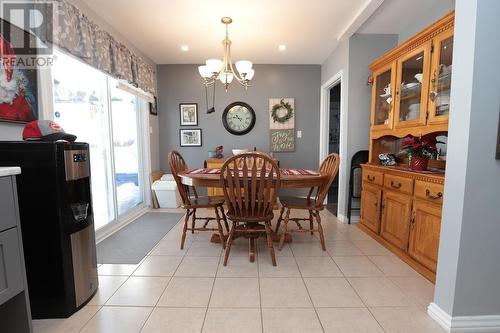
[80,0,380,64]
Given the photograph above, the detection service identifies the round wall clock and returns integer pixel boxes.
[222,102,256,135]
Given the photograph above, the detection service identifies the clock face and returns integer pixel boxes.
[222,102,256,135]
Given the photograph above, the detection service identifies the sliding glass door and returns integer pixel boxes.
[110,84,144,216]
[52,49,146,230]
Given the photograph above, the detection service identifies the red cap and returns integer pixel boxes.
[22,120,77,142]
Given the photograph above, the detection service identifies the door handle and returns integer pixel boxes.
[425,189,442,199]
[390,181,402,189]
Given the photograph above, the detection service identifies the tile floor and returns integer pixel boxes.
[33,208,444,333]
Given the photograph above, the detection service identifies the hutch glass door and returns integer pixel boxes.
[394,43,431,128]
[428,30,453,124]
[371,63,396,130]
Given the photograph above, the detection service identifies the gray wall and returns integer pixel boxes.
[320,34,397,221]
[321,39,350,85]
[347,33,398,175]
[398,0,455,44]
[157,64,321,176]
[433,0,500,318]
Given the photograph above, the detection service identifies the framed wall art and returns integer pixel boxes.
[149,96,158,115]
[269,98,295,152]
[0,18,38,123]
[496,109,500,160]
[180,103,198,126]
[180,128,202,147]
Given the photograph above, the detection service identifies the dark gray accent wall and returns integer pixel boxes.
[157,64,321,174]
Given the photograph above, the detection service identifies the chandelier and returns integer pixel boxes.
[198,17,254,92]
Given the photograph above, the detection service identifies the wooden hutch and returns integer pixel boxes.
[359,11,454,282]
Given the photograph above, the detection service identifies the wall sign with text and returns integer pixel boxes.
[269,98,295,152]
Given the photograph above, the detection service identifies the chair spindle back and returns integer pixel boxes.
[168,150,197,206]
[310,153,340,208]
[220,153,280,219]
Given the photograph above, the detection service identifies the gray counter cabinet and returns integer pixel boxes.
[0,173,32,333]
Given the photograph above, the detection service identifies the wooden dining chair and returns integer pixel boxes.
[168,151,229,250]
[220,153,280,266]
[276,153,340,251]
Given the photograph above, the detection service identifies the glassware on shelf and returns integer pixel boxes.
[398,51,425,122]
[434,37,453,116]
[374,69,392,126]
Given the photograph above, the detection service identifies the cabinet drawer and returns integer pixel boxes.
[415,180,444,204]
[0,228,24,305]
[384,174,413,195]
[363,169,383,186]
[0,177,17,233]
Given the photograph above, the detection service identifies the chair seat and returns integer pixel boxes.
[183,196,225,208]
[279,196,323,210]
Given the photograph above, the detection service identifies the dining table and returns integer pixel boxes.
[178,167,327,259]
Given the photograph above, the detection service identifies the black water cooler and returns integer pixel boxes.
[0,141,98,318]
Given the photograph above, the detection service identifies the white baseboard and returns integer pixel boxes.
[428,303,500,332]
[336,213,348,224]
[336,213,359,224]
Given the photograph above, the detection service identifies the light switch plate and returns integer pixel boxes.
[297,130,302,138]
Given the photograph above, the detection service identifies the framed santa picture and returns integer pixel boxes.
[0,18,39,123]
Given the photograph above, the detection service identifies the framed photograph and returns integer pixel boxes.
[496,110,500,160]
[0,18,38,123]
[180,129,202,147]
[180,103,198,126]
[149,96,158,115]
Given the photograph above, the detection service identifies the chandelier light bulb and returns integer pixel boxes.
[198,65,212,78]
[206,59,223,74]
[198,17,254,91]
[219,72,234,84]
[245,68,255,80]
[235,60,253,75]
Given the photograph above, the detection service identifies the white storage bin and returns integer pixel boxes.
[152,175,182,208]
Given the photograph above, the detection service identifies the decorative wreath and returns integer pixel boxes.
[271,99,294,123]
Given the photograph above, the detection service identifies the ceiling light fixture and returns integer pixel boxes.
[198,17,254,92]
[278,44,287,51]
[181,45,189,51]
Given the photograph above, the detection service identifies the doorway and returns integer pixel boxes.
[326,83,341,214]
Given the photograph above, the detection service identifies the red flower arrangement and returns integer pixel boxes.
[400,133,442,157]
[400,134,444,171]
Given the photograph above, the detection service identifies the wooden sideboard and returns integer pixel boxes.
[359,11,454,283]
[205,158,226,197]
[359,164,443,282]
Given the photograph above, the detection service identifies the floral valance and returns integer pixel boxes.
[46,0,155,94]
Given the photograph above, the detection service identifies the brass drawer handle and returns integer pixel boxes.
[390,181,402,189]
[425,189,443,199]
[367,175,375,182]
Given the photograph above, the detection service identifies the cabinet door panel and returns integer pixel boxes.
[360,183,382,233]
[380,191,412,250]
[0,177,17,233]
[371,62,397,131]
[408,200,442,272]
[428,29,454,125]
[394,42,432,128]
[0,228,24,305]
